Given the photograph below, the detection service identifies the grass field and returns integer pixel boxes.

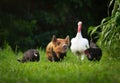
[0,46,120,83]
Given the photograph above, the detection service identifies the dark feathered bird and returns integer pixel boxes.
[84,41,102,61]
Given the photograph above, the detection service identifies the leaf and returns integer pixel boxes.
[112,0,119,16]
[90,25,100,36]
[108,0,114,8]
[101,17,111,24]
[88,26,94,35]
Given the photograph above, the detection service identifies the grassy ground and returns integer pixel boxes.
[0,46,120,83]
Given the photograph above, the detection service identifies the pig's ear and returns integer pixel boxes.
[65,35,69,42]
[52,35,57,42]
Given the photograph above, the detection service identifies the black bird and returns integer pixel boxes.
[84,41,102,61]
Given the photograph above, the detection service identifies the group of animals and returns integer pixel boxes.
[17,21,102,63]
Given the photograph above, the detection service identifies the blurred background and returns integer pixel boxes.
[0,0,110,51]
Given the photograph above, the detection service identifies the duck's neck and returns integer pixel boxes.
[76,32,83,38]
[76,23,83,38]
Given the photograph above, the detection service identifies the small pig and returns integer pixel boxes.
[17,49,40,63]
[46,35,70,62]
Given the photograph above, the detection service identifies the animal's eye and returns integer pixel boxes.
[57,42,61,45]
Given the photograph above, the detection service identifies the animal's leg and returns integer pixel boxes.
[81,55,85,60]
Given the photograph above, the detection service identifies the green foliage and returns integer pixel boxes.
[0,46,120,83]
[0,14,37,51]
[88,0,120,58]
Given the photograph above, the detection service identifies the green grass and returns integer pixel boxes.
[0,46,120,83]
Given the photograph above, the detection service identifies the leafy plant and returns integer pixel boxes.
[88,0,120,58]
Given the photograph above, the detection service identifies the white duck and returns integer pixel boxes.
[70,21,89,60]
